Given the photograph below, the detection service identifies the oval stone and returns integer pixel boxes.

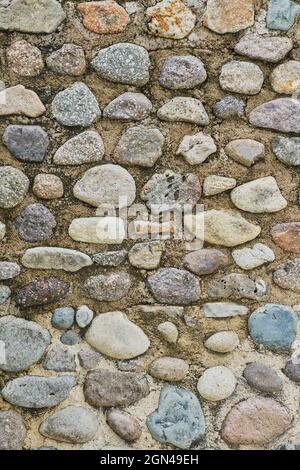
[0,166,29,209]
[243,362,283,394]
[21,247,93,272]
[284,354,300,382]
[149,357,189,382]
[159,55,207,90]
[106,410,142,442]
[15,277,69,307]
[147,268,201,305]
[205,331,239,353]
[273,258,300,292]
[183,248,229,275]
[197,366,236,401]
[272,136,300,166]
[84,273,131,302]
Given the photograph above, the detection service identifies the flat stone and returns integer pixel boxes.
[203,175,236,195]
[60,331,80,346]
[0,166,29,209]
[146,0,196,39]
[0,285,11,305]
[68,217,125,244]
[0,261,20,280]
[157,322,178,344]
[157,97,209,125]
[15,277,69,307]
[147,385,205,449]
[0,85,46,117]
[2,375,76,408]
[129,241,162,269]
[84,273,131,301]
[249,98,300,133]
[52,307,75,330]
[0,316,51,372]
[148,268,201,305]
[106,410,142,442]
[232,243,275,270]
[149,357,189,382]
[243,362,283,393]
[0,0,66,33]
[203,0,254,34]
[248,303,297,351]
[267,0,300,31]
[54,130,104,165]
[39,406,98,444]
[208,273,267,300]
[103,92,152,120]
[7,40,44,76]
[76,305,94,328]
[203,302,249,318]
[78,349,101,369]
[138,305,184,319]
[220,61,263,95]
[159,55,207,90]
[0,221,6,240]
[177,132,216,165]
[284,354,300,382]
[231,177,287,213]
[0,410,26,450]
[84,369,150,407]
[46,44,86,76]
[73,164,136,208]
[183,248,229,275]
[21,247,92,272]
[271,60,300,94]
[43,345,76,372]
[213,95,245,119]
[13,203,56,242]
[234,33,293,63]
[197,366,236,401]
[225,139,264,167]
[33,174,64,199]
[271,222,300,252]
[221,397,292,445]
[85,311,149,359]
[272,136,300,166]
[92,250,127,266]
[92,43,150,86]
[185,209,261,247]
[205,331,239,353]
[273,258,300,292]
[52,82,101,127]
[77,1,129,34]
[114,127,164,167]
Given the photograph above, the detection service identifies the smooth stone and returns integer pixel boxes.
[15,277,69,307]
[231,177,287,213]
[203,302,249,318]
[203,0,254,34]
[129,241,162,269]
[177,132,216,165]
[272,136,300,166]
[212,95,245,119]
[273,258,300,292]
[157,322,178,344]
[157,97,209,125]
[0,261,20,280]
[221,397,292,445]
[203,175,236,196]
[149,357,189,382]
[91,43,150,86]
[146,0,195,39]
[137,305,184,319]
[271,61,300,94]
[76,305,94,328]
[232,243,275,270]
[0,285,11,305]
[73,164,136,208]
[68,217,125,244]
[33,174,64,199]
[243,362,283,393]
[22,247,92,272]
[43,345,76,372]
[147,385,205,449]
[84,369,150,407]
[46,43,86,76]
[84,273,131,302]
[284,354,300,382]
[54,130,104,165]
[205,331,239,353]
[52,307,75,330]
[113,127,164,167]
[0,85,45,117]
[249,98,300,133]
[86,311,149,359]
[0,410,26,450]
[267,0,300,31]
[2,375,76,408]
[220,61,263,95]
[103,92,152,120]
[234,33,293,63]
[77,1,129,34]
[39,406,98,444]
[248,303,298,351]
[0,221,6,240]
[13,203,56,242]
[197,366,236,401]
[0,166,29,209]
[159,55,206,90]
[208,273,267,300]
[225,139,264,167]
[106,410,142,442]
[148,268,201,305]
[183,248,229,275]
[78,349,101,369]
[0,316,51,372]
[52,82,101,127]
[271,222,300,252]
[92,250,127,266]
[60,331,80,346]
[6,40,44,77]
[184,209,261,247]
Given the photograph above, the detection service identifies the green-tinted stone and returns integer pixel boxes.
[267,0,300,31]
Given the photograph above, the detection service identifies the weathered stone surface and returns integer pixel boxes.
[0,221,6,240]
[60,331,80,346]
[234,33,293,63]
[84,273,131,302]
[69,217,125,244]
[85,311,149,359]
[21,247,92,272]
[0,261,20,280]
[249,98,300,133]
[92,250,127,266]
[203,0,254,34]
[248,304,298,351]
[146,0,196,39]
[183,249,229,276]
[213,95,245,119]
[0,316,51,372]
[225,139,264,167]
[221,397,292,445]
[147,386,205,449]
[203,302,249,318]
[114,127,164,167]
[128,241,162,270]
[232,243,275,270]
[13,203,56,242]
[77,1,129,34]
[7,40,44,76]
[197,366,236,401]
[271,222,300,252]
[231,177,287,213]
[203,175,236,196]
[157,97,209,124]
[284,354,300,382]
[148,268,201,305]
[76,305,94,328]
[78,349,101,369]
[267,0,300,31]
[103,92,152,120]
[0,285,11,304]
[106,410,142,442]
[2,375,76,408]
[157,322,178,344]
[220,61,263,95]
[272,136,300,166]
[54,131,104,165]
[84,369,150,407]
[0,166,29,209]
[208,273,267,300]
[0,410,26,450]
[271,60,300,94]
[243,362,283,393]
[46,44,86,76]
[33,174,64,199]
[15,277,69,307]
[177,132,216,165]
[52,307,75,330]
[273,258,300,292]
[205,331,239,353]
[43,345,76,372]
[159,55,206,89]
[0,85,45,117]
[149,357,189,382]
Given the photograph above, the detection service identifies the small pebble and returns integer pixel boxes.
[272,136,300,166]
[243,362,283,393]
[203,175,236,196]
[271,60,300,94]
[106,409,142,442]
[284,354,300,382]
[52,307,75,330]
[157,322,178,344]
[203,0,254,34]
[183,248,229,275]
[0,285,11,305]
[159,55,207,89]
[177,132,216,165]
[16,277,69,307]
[225,139,264,167]
[103,92,152,120]
[205,331,239,353]
[197,366,236,401]
[78,349,101,369]
[213,95,245,120]
[273,258,300,292]
[46,44,86,76]
[129,241,162,270]
[208,273,267,300]
[0,262,20,280]
[148,268,201,305]
[76,305,94,328]
[43,345,77,372]
[234,33,293,63]
[0,85,45,118]
[271,222,300,252]
[60,331,80,346]
[149,357,189,382]
[33,174,64,199]
[13,203,56,242]
[249,98,300,133]
[92,250,127,266]
[157,97,209,125]
[232,243,275,270]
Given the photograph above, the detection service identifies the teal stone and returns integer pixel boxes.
[146,385,205,449]
[267,0,300,31]
[248,304,297,351]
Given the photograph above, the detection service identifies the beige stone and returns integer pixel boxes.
[271,60,300,95]
[149,357,189,382]
[68,217,125,244]
[33,174,64,200]
[0,85,45,118]
[205,331,239,353]
[146,0,196,39]
[203,0,255,34]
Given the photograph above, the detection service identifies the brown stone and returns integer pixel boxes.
[33,174,64,200]
[106,409,142,442]
[203,0,255,34]
[15,277,69,307]
[7,40,44,77]
[77,1,130,34]
[271,222,300,253]
[183,249,229,275]
[221,397,292,445]
[0,85,45,118]
[273,258,300,292]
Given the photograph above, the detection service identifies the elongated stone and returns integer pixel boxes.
[249,98,300,133]
[205,331,239,353]
[234,33,293,63]
[157,97,209,125]
[15,277,69,307]
[53,131,104,165]
[203,175,236,195]
[21,247,93,272]
[232,243,275,270]
[203,302,249,318]
[183,248,229,275]
[208,273,267,300]
[69,217,125,244]
[106,410,142,442]
[231,177,287,213]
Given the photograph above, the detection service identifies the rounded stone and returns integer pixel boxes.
[0,85,46,118]
[177,132,216,165]
[76,305,94,328]
[271,60,300,94]
[271,222,300,252]
[103,92,152,121]
[3,125,49,163]
[284,354,300,382]
[128,241,162,270]
[157,322,178,344]
[157,97,209,125]
[33,174,64,199]
[69,217,125,244]
[183,248,229,275]
[149,357,189,382]
[46,43,86,76]
[203,0,254,34]
[60,330,80,346]
[205,331,239,353]
[0,166,29,209]
[106,410,142,442]
[53,130,104,165]
[197,366,236,401]
[231,177,287,213]
[272,136,300,166]
[213,95,245,120]
[0,410,26,450]
[234,33,293,63]
[6,40,44,77]
[273,258,300,292]
[146,0,196,39]
[13,203,56,242]
[225,139,265,167]
[243,362,283,394]
[0,261,20,280]
[220,61,264,95]
[77,1,130,34]
[148,268,201,305]
[52,307,75,330]
[159,55,207,90]
[16,277,69,307]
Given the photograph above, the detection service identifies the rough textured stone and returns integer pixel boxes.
[232,243,275,270]
[78,349,101,369]
[60,331,80,346]
[84,272,131,301]
[203,175,236,196]
[52,307,75,330]
[208,273,267,300]
[0,285,11,305]
[284,354,300,382]
[7,40,44,76]
[159,55,206,89]
[157,322,178,344]
[267,0,300,31]
[203,0,254,34]
[203,302,249,318]
[15,277,69,307]
[273,258,300,292]
[243,362,283,393]
[43,345,76,372]
[0,410,26,450]
[148,268,200,305]
[0,85,45,117]
[205,331,239,353]
[234,33,293,63]
[114,127,164,167]
[92,250,127,266]
[103,92,152,120]
[129,241,162,269]
[68,217,125,244]
[54,130,104,165]
[177,132,216,165]
[225,139,264,167]
[149,357,189,382]
[0,166,29,209]
[46,44,86,76]
[231,177,287,213]
[157,97,209,124]
[197,366,236,401]
[220,61,263,95]
[33,174,64,199]
[13,203,56,242]
[21,247,92,272]
[213,95,245,119]
[183,248,229,275]
[250,98,300,133]
[271,60,300,94]
[76,305,94,328]
[272,136,300,166]
[271,222,300,252]
[146,0,196,39]
[78,1,129,34]
[106,410,142,442]
[0,221,6,240]
[0,261,20,280]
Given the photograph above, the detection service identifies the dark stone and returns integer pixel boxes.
[15,277,69,307]
[13,203,56,242]
[3,125,49,162]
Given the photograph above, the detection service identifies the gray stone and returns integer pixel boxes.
[0,410,26,450]
[91,43,150,86]
[13,203,56,242]
[2,375,76,408]
[203,302,249,318]
[157,97,209,125]
[52,307,75,330]
[232,243,275,270]
[78,349,101,369]
[60,330,80,346]
[225,139,265,167]
[231,177,287,213]
[84,272,132,302]
[213,95,245,120]
[149,357,189,382]
[15,277,69,307]
[46,44,86,76]
[159,55,207,90]
[103,92,152,121]
[273,258,300,292]
[177,132,217,165]
[43,345,76,372]
[220,61,264,95]
[208,273,267,300]
[157,321,178,344]
[203,175,236,196]
[0,261,20,280]
[129,241,162,270]
[249,98,300,133]
[0,166,29,209]
[234,33,293,63]
[284,354,300,382]
[272,136,300,166]
[106,409,142,442]
[21,247,93,272]
[243,362,283,393]
[0,316,51,372]
[92,250,127,266]
[0,285,11,304]
[148,268,201,305]
[0,221,5,240]
[3,125,49,162]
[53,131,104,165]
[76,305,94,328]
[183,249,229,275]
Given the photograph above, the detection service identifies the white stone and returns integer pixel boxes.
[0,222,6,240]
[232,243,275,270]
[203,175,236,196]
[220,61,264,95]
[146,0,196,39]
[203,302,249,318]
[157,322,178,344]
[225,139,264,167]
[157,97,209,125]
[205,331,239,353]
[197,366,236,401]
[231,177,287,213]
[53,131,105,165]
[76,305,94,329]
[0,85,45,117]
[68,217,125,244]
[21,247,93,272]
[177,132,216,165]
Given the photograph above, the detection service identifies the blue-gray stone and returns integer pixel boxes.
[146,385,205,449]
[52,307,75,330]
[3,125,49,163]
[0,285,11,305]
[267,0,300,31]
[60,330,80,346]
[248,304,297,351]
